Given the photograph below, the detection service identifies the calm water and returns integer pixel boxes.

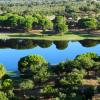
[0,39,100,71]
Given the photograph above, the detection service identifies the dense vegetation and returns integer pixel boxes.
[0,52,100,99]
[0,13,99,35]
[0,0,99,34]
[0,0,100,16]
[0,0,100,99]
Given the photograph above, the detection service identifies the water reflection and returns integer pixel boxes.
[0,39,100,71]
[79,39,100,47]
[0,39,100,50]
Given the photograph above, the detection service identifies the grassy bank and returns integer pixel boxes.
[0,32,100,40]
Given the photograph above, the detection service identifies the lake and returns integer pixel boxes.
[0,39,100,71]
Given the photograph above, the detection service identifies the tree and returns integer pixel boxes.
[0,64,6,79]
[40,17,53,31]
[0,15,7,28]
[54,16,66,24]
[54,23,68,34]
[6,15,19,29]
[41,85,57,94]
[17,16,25,31]
[84,21,97,30]
[58,69,85,97]
[77,18,97,32]
[59,69,84,87]
[76,52,98,60]
[0,91,8,100]
[18,54,49,81]
[19,79,34,90]
[22,16,33,31]
[76,57,94,76]
[53,16,68,34]
[2,79,13,90]
[19,79,34,97]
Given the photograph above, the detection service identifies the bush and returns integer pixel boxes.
[18,54,49,81]
[19,79,34,90]
[0,91,8,100]
[0,64,6,79]
[6,90,15,98]
[76,52,98,60]
[2,79,13,90]
[41,85,57,94]
[54,16,68,34]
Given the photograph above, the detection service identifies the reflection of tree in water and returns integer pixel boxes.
[79,39,100,47]
[53,40,68,50]
[37,40,52,48]
[0,39,37,49]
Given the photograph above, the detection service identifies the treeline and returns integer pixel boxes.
[0,14,69,34]
[0,14,53,32]
[0,13,99,34]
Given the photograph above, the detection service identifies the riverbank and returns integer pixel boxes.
[0,32,100,40]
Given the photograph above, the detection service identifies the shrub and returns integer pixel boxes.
[2,79,13,90]
[0,64,6,79]
[18,54,49,81]
[0,91,8,100]
[19,79,34,90]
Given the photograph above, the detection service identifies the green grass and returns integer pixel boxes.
[0,32,100,40]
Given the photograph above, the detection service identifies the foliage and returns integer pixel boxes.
[18,54,49,81]
[41,85,57,94]
[0,91,8,100]
[19,79,34,90]
[6,15,19,28]
[78,18,97,30]
[76,52,98,60]
[18,54,47,73]
[2,79,13,90]
[0,64,6,79]
[59,69,84,87]
[77,57,94,71]
[54,16,68,34]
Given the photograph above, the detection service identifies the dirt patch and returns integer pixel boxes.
[83,79,99,86]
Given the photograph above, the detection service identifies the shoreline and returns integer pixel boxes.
[0,32,100,40]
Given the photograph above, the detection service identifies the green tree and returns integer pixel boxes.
[58,69,85,97]
[54,16,68,34]
[54,23,68,34]
[0,91,8,100]
[76,52,98,60]
[19,79,34,97]
[6,15,19,28]
[0,64,6,79]
[19,79,34,90]
[22,16,33,31]
[41,85,57,94]
[77,57,94,75]
[0,15,8,28]
[2,79,13,90]
[78,18,97,32]
[18,54,49,81]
